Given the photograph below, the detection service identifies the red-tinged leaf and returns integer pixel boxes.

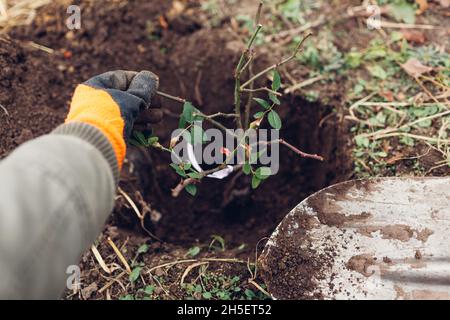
[400,29,426,44]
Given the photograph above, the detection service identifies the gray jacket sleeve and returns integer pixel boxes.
[0,122,119,299]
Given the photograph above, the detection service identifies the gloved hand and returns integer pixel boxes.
[66,70,161,169]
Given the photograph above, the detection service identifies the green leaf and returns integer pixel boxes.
[194,284,202,293]
[255,166,271,180]
[367,65,387,80]
[390,2,415,24]
[390,31,403,42]
[243,162,251,175]
[183,162,192,171]
[147,136,159,146]
[355,136,370,148]
[187,246,201,257]
[346,51,362,68]
[253,111,265,119]
[170,163,187,178]
[249,150,260,163]
[253,98,270,109]
[144,285,155,295]
[137,244,149,254]
[412,105,439,118]
[178,114,187,129]
[192,107,204,121]
[269,93,281,105]
[185,184,198,196]
[268,110,282,129]
[237,244,246,251]
[182,101,194,123]
[370,111,386,126]
[417,119,432,128]
[177,170,188,178]
[209,235,226,251]
[400,135,415,146]
[244,289,256,299]
[251,175,261,189]
[353,83,365,96]
[364,47,387,60]
[187,171,203,179]
[202,292,212,299]
[191,125,203,145]
[216,291,230,299]
[129,267,142,284]
[190,124,206,145]
[133,131,147,145]
[272,70,281,91]
[129,138,141,147]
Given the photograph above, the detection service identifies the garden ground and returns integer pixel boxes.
[0,0,448,299]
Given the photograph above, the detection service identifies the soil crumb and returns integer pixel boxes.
[359,225,435,243]
[415,250,422,260]
[358,224,413,242]
[304,181,375,227]
[416,228,434,242]
[346,254,376,277]
[383,256,392,264]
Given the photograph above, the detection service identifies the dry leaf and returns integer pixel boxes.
[380,90,394,102]
[439,0,450,8]
[396,92,407,101]
[167,1,186,21]
[386,153,406,165]
[400,29,426,44]
[81,282,98,300]
[158,15,169,30]
[416,0,429,14]
[400,58,433,77]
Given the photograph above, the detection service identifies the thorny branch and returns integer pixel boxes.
[277,139,324,161]
[234,24,263,130]
[156,90,186,104]
[171,164,243,197]
[239,32,313,90]
[253,139,325,161]
[150,3,322,197]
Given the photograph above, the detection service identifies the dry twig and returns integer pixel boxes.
[118,187,162,242]
[107,237,131,274]
[91,245,111,274]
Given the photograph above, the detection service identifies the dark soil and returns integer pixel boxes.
[0,37,67,155]
[1,0,353,299]
[259,213,336,300]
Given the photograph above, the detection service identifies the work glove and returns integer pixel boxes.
[66,70,161,169]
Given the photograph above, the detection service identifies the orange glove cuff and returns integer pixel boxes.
[66,84,126,169]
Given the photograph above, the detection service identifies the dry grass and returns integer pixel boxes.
[0,0,50,32]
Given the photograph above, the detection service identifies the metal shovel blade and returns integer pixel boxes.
[259,177,450,300]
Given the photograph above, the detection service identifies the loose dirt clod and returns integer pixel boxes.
[346,254,376,277]
[415,250,422,260]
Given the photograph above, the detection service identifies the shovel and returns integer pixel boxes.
[259,177,450,300]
